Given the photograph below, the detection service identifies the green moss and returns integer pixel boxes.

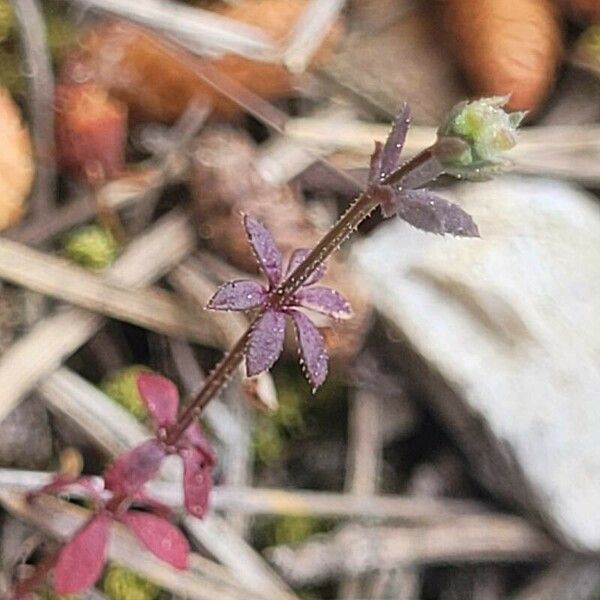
[103,565,161,600]
[100,365,154,423]
[62,224,120,270]
[38,586,79,600]
[253,370,306,466]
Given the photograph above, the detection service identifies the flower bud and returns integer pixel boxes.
[436,97,525,178]
[62,224,119,270]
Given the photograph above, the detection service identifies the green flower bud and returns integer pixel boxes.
[436,97,525,178]
[62,224,119,270]
[100,365,153,423]
[103,565,160,600]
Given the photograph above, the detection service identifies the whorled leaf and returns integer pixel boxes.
[120,511,189,570]
[368,141,384,185]
[207,279,265,311]
[243,214,283,287]
[286,248,326,287]
[54,513,109,594]
[246,310,286,377]
[380,102,410,179]
[104,439,166,496]
[396,189,480,237]
[290,310,328,390]
[181,446,213,518]
[137,373,180,428]
[296,286,352,320]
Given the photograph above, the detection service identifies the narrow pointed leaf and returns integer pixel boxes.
[181,446,213,518]
[290,310,328,389]
[207,279,265,311]
[121,512,189,569]
[243,215,283,286]
[54,513,109,594]
[397,189,480,237]
[137,373,179,428]
[246,310,286,377]
[104,440,166,495]
[380,102,410,179]
[296,286,352,319]
[286,248,325,287]
[368,141,384,184]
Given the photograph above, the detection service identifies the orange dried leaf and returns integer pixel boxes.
[55,82,127,183]
[0,89,34,230]
[61,0,343,122]
[439,0,563,114]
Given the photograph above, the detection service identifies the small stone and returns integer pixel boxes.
[354,176,600,550]
[0,395,52,470]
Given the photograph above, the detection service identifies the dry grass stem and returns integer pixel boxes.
[67,0,278,60]
[0,210,195,424]
[282,0,346,73]
[0,237,220,344]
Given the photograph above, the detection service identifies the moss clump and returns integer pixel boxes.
[100,365,153,423]
[253,370,306,466]
[62,224,119,270]
[103,565,160,600]
[38,586,79,600]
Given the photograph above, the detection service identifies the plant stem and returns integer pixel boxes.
[167,147,436,443]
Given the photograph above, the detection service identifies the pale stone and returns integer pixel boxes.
[353,176,600,550]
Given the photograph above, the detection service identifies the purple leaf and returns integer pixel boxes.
[243,215,283,287]
[121,511,189,569]
[246,310,286,377]
[290,310,328,389]
[207,279,265,311]
[54,513,109,594]
[137,373,179,428]
[396,189,480,237]
[104,440,166,496]
[296,287,352,320]
[368,141,384,184]
[286,248,325,287]
[380,102,410,179]
[181,446,213,518]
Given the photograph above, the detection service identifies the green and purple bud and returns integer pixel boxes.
[435,97,525,178]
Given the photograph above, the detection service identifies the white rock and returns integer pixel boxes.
[354,176,600,550]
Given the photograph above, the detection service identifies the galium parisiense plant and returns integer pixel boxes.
[12,97,523,598]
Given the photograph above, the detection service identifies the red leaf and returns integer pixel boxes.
[121,511,189,569]
[54,513,109,594]
[181,446,213,518]
[137,373,179,428]
[104,439,166,495]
